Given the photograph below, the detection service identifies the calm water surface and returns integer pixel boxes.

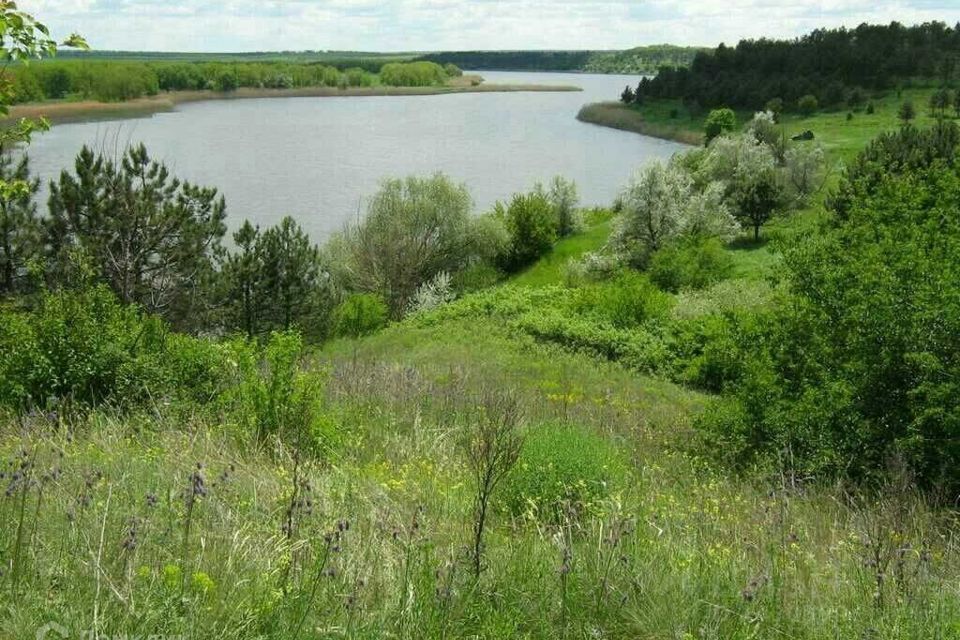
[27,71,684,241]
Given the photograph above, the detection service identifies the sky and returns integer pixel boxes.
[20,0,960,53]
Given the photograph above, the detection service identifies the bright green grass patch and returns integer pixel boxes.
[511,212,613,287]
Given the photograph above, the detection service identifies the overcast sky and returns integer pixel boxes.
[20,1,960,52]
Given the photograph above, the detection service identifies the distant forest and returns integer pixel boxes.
[416,46,704,74]
[635,22,960,111]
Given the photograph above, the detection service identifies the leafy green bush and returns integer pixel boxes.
[332,294,389,340]
[698,122,960,488]
[704,108,737,144]
[0,286,226,412]
[226,331,338,453]
[573,271,672,328]
[648,238,733,293]
[498,192,558,271]
[502,422,627,522]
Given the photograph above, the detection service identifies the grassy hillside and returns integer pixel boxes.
[579,87,949,160]
[2,83,960,640]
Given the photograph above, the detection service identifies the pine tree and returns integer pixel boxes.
[47,144,227,328]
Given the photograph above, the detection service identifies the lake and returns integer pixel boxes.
[26,71,685,242]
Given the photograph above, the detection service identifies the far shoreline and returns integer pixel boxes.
[3,81,583,125]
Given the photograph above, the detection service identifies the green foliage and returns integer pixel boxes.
[899,100,917,123]
[704,108,737,144]
[47,144,227,329]
[797,94,819,116]
[327,174,474,317]
[499,191,558,271]
[573,272,672,329]
[502,422,626,521]
[637,22,960,111]
[649,237,733,293]
[227,217,332,340]
[332,293,388,340]
[379,61,448,87]
[536,175,581,238]
[0,153,40,294]
[700,121,960,488]
[0,285,224,411]
[227,331,336,452]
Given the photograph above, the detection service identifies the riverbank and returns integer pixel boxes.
[4,80,582,125]
[577,101,705,146]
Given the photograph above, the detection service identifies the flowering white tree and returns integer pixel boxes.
[611,161,691,265]
[784,144,827,201]
[612,161,739,265]
[679,181,739,241]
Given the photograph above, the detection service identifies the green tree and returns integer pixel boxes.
[704,108,737,144]
[221,220,263,338]
[797,94,819,117]
[328,174,474,317]
[0,153,39,294]
[258,216,331,338]
[537,176,580,238]
[705,122,960,488]
[730,167,782,241]
[499,191,557,271]
[0,3,85,204]
[899,100,916,124]
[47,144,227,328]
[620,85,635,104]
[764,97,784,121]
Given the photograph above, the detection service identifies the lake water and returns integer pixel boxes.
[26,71,684,242]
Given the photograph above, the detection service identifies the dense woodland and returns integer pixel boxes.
[6,59,459,103]
[630,22,960,111]
[417,45,702,74]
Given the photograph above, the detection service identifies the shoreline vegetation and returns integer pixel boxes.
[577,101,704,145]
[3,77,582,125]
[580,85,950,157]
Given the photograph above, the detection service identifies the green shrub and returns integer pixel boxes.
[226,331,338,453]
[502,423,627,522]
[0,286,225,412]
[704,108,737,144]
[499,192,558,271]
[797,94,819,116]
[332,293,389,340]
[648,238,733,293]
[573,271,672,329]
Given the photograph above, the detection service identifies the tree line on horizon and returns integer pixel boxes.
[627,21,960,112]
[6,59,459,104]
[416,45,702,74]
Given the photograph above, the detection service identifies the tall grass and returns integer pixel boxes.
[0,350,956,639]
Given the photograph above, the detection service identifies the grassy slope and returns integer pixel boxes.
[4,87,960,639]
[579,87,947,159]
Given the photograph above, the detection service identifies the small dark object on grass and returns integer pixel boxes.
[792,130,815,141]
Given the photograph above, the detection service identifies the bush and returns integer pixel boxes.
[332,294,389,340]
[573,271,672,329]
[648,238,733,293]
[502,422,627,522]
[0,286,225,412]
[499,191,558,271]
[704,108,737,144]
[797,94,819,116]
[327,174,474,317]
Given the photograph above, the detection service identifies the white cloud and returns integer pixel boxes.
[18,0,960,51]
